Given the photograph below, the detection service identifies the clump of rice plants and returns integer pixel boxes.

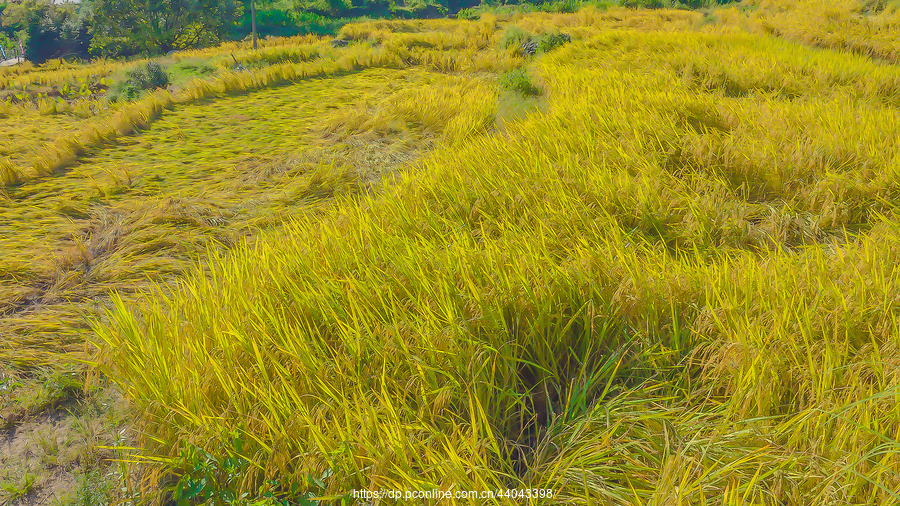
[0,157,21,187]
[11,5,900,505]
[719,0,900,62]
[93,22,900,506]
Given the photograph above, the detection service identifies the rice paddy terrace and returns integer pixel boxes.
[0,66,485,367]
[3,1,900,504]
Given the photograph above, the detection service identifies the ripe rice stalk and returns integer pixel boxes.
[0,157,22,186]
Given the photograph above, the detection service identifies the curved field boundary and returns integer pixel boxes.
[2,17,506,188]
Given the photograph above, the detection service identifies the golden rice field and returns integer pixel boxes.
[2,66,495,368]
[4,0,900,504]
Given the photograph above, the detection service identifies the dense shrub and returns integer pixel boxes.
[90,0,241,55]
[515,31,571,57]
[24,20,91,63]
[538,31,571,52]
[129,62,170,90]
[620,0,670,8]
[455,6,482,19]
[117,62,171,101]
[537,0,581,13]
[500,26,530,49]
[293,11,356,36]
[499,67,540,95]
[621,0,739,7]
[228,6,352,39]
[87,37,142,59]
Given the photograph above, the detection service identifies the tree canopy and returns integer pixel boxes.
[87,0,244,55]
[0,0,91,62]
[290,0,465,19]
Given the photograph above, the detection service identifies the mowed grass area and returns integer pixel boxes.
[93,9,900,506]
[5,0,900,504]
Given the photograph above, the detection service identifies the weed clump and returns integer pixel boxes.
[515,31,572,57]
[501,26,531,49]
[119,62,171,101]
[170,60,217,81]
[499,68,541,95]
[622,0,737,7]
[456,7,482,20]
[538,32,572,53]
[539,0,584,12]
[621,0,670,8]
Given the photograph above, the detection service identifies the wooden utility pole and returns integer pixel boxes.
[251,0,257,49]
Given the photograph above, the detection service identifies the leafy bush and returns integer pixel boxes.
[170,436,327,506]
[457,0,615,18]
[114,61,170,102]
[538,0,582,13]
[229,9,354,39]
[620,0,671,8]
[499,68,540,95]
[128,62,170,90]
[87,36,142,58]
[500,26,530,49]
[456,6,482,19]
[90,0,241,55]
[620,0,739,7]
[293,11,355,36]
[538,32,571,52]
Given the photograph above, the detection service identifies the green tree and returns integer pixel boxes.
[87,0,243,56]
[0,0,91,63]
[230,0,301,39]
[1,0,45,47]
[292,0,453,18]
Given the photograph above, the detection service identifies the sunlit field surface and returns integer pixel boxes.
[0,65,495,367]
[3,1,900,504]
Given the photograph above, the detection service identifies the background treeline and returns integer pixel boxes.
[0,0,89,63]
[0,0,737,64]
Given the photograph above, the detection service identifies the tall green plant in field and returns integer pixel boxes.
[117,61,171,101]
[499,68,540,95]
